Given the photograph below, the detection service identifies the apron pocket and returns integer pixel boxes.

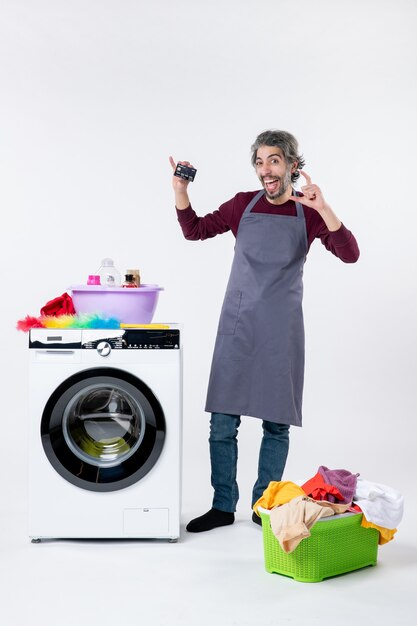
[218,290,242,335]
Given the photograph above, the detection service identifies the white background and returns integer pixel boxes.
[0,3,416,618]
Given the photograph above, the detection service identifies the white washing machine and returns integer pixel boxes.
[28,325,182,541]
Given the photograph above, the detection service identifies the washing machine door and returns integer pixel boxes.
[41,368,166,492]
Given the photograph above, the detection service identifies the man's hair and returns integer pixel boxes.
[251,130,305,183]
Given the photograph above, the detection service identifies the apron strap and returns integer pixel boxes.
[292,189,305,218]
[243,190,265,216]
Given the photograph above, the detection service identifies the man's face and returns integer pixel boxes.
[255,145,293,201]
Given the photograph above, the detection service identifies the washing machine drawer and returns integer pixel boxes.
[123,508,169,536]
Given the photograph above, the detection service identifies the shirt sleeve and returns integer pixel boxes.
[176,197,236,241]
[307,210,360,263]
[321,224,360,263]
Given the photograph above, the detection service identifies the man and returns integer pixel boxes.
[170,130,359,533]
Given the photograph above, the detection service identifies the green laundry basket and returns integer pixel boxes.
[259,509,379,582]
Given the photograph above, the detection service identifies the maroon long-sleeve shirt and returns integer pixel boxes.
[177,190,360,263]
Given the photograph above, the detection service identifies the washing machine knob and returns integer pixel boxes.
[97,341,112,357]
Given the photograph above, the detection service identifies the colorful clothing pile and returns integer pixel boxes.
[253,467,403,553]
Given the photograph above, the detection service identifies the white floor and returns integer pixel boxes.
[1,503,416,626]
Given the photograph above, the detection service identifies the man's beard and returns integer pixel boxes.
[262,167,293,200]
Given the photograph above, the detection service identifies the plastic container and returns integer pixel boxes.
[96,258,122,287]
[259,508,378,582]
[70,284,163,323]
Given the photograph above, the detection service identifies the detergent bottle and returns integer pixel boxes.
[122,274,138,288]
[126,269,141,287]
[96,258,122,287]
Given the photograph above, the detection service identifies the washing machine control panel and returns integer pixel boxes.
[29,329,181,350]
[82,329,180,350]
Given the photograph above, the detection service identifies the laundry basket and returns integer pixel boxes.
[259,509,379,582]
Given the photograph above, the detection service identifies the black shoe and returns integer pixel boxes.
[252,511,262,526]
[186,508,235,533]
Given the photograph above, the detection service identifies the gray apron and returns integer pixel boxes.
[205,190,308,426]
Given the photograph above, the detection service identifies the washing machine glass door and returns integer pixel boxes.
[62,384,145,467]
[41,368,166,492]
